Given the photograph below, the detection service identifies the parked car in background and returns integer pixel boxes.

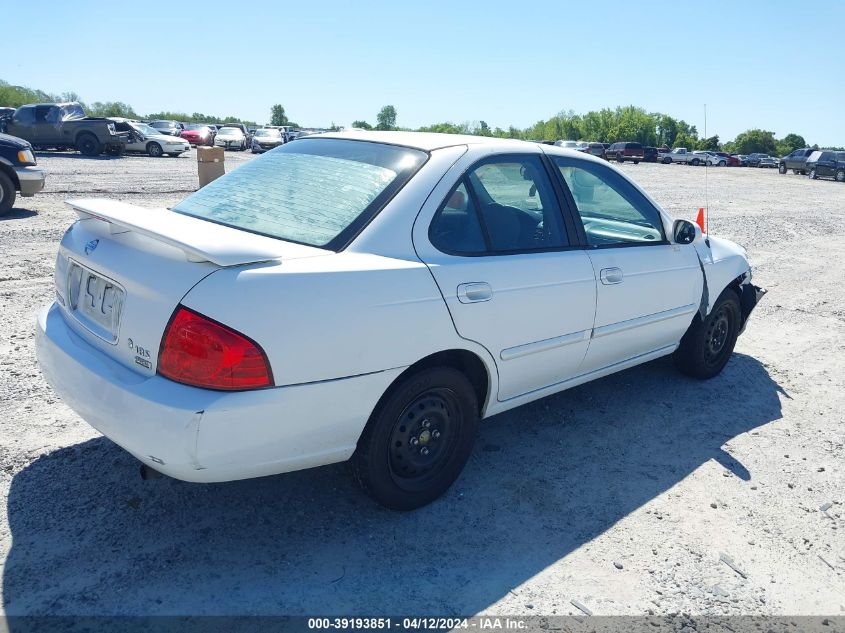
[214,126,247,150]
[251,128,284,153]
[0,132,47,215]
[579,142,606,158]
[180,124,214,146]
[643,146,658,163]
[605,142,644,163]
[149,120,184,137]
[554,140,580,149]
[661,147,701,165]
[734,154,749,166]
[219,122,250,141]
[711,152,741,167]
[747,154,776,168]
[35,132,764,510]
[109,119,190,157]
[0,107,15,132]
[5,102,128,156]
[693,151,726,166]
[806,150,845,182]
[778,148,814,175]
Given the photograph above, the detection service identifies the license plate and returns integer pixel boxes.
[66,260,125,343]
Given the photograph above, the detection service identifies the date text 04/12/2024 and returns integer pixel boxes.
[307,618,527,630]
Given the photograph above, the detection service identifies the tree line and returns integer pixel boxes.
[3,79,840,154]
[347,104,843,155]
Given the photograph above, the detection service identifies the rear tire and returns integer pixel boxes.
[673,289,741,379]
[349,367,479,510]
[76,133,102,156]
[663,157,672,164]
[809,168,817,180]
[0,170,16,216]
[718,160,726,167]
[779,163,787,174]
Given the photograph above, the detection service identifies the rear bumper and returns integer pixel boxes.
[15,165,47,196]
[36,303,403,482]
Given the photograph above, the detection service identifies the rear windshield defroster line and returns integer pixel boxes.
[173,138,428,250]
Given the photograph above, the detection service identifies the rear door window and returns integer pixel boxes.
[429,155,569,254]
[428,181,486,255]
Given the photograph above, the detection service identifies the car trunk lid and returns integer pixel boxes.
[55,199,328,376]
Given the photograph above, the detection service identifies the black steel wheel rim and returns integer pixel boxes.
[388,388,461,491]
[704,306,732,366]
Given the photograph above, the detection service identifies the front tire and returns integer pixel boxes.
[836,169,844,182]
[0,170,16,216]
[147,142,163,157]
[691,158,700,166]
[350,367,479,510]
[673,289,741,379]
[809,168,817,179]
[779,163,787,174]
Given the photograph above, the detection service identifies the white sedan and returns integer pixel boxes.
[108,118,190,157]
[35,132,764,510]
[213,126,247,150]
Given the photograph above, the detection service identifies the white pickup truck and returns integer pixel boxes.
[660,148,703,165]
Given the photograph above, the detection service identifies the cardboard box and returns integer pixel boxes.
[197,146,225,187]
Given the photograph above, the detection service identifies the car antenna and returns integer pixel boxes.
[704,103,709,232]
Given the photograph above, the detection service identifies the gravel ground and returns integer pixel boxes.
[0,150,843,618]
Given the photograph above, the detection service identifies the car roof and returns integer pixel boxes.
[313,130,533,151]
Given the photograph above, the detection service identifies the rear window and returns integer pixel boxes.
[625,143,643,150]
[173,138,427,249]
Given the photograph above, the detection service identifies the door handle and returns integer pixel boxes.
[457,282,493,303]
[600,267,623,285]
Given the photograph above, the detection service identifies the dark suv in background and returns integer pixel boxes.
[806,150,845,182]
[605,142,644,164]
[779,148,814,175]
[0,132,48,215]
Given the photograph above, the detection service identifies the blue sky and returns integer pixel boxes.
[3,0,844,145]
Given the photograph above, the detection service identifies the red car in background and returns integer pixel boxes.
[713,151,741,167]
[180,124,214,146]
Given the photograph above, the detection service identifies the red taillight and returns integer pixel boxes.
[158,306,273,390]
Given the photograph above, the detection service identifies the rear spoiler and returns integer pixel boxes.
[66,198,318,267]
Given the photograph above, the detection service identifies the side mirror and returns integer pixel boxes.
[672,219,700,244]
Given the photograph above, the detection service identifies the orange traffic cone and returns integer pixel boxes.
[695,207,706,233]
